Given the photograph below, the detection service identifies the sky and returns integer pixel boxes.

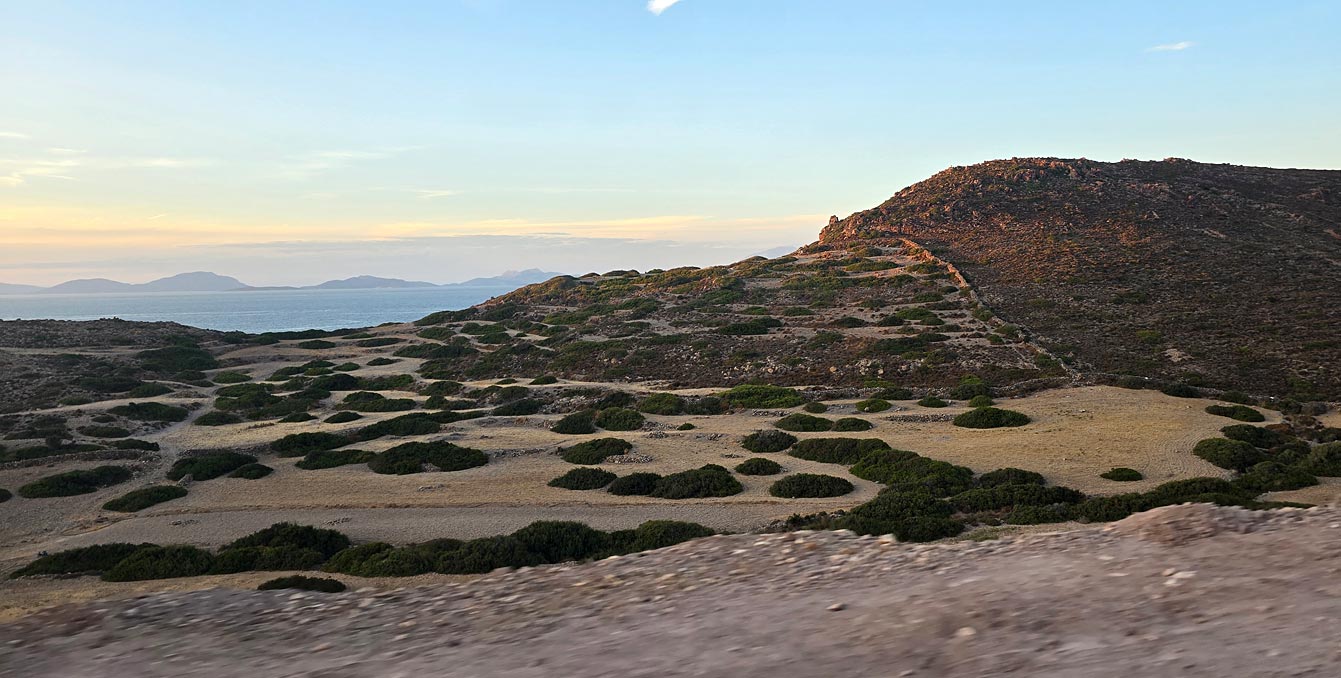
[1,0,1339,286]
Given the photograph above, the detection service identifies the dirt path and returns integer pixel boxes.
[3,504,1339,677]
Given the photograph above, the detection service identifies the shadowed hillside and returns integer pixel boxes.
[818,158,1341,401]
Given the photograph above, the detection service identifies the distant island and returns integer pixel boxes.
[0,269,562,295]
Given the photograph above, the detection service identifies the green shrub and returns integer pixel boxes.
[1205,404,1265,422]
[741,429,797,453]
[552,410,597,435]
[103,485,188,512]
[297,340,336,350]
[735,457,783,475]
[790,438,891,465]
[854,399,891,413]
[224,522,351,558]
[949,484,1083,512]
[19,466,133,498]
[977,468,1046,487]
[310,373,359,391]
[623,520,714,551]
[338,394,416,413]
[195,411,243,426]
[774,413,834,432]
[109,402,189,422]
[1004,504,1075,525]
[295,448,375,470]
[229,463,274,479]
[112,438,159,451]
[212,371,252,384]
[967,395,994,408]
[1235,462,1317,493]
[128,383,174,398]
[530,375,559,385]
[320,411,359,424]
[873,387,914,400]
[560,438,633,464]
[103,545,215,582]
[1193,438,1266,471]
[952,407,1030,429]
[367,357,398,367]
[848,449,974,496]
[549,467,617,490]
[437,536,541,574]
[677,423,696,431]
[1160,383,1201,398]
[596,407,645,431]
[492,398,543,416]
[167,452,257,481]
[271,432,348,457]
[607,472,663,495]
[512,521,611,562]
[651,465,743,499]
[802,402,829,414]
[211,546,324,574]
[279,412,317,423]
[1100,467,1143,482]
[833,417,873,432]
[258,575,346,593]
[11,543,153,578]
[137,345,218,373]
[717,384,804,409]
[350,413,441,441]
[78,425,132,438]
[917,396,947,408]
[367,441,488,475]
[1220,424,1290,449]
[0,488,9,503]
[1298,442,1341,476]
[769,473,853,498]
[637,393,685,415]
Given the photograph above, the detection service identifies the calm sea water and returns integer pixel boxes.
[0,286,508,333]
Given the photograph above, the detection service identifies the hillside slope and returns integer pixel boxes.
[818,158,1341,400]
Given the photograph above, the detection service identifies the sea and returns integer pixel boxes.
[0,286,511,334]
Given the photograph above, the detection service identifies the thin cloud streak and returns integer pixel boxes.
[1147,41,1195,52]
[648,0,682,16]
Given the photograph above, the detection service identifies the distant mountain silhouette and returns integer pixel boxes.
[0,269,564,295]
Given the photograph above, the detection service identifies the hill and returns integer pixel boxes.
[817,158,1341,401]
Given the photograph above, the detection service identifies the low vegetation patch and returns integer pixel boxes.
[769,473,853,498]
[717,384,804,409]
[549,467,617,490]
[295,448,375,470]
[735,457,783,475]
[1205,404,1264,422]
[258,575,346,593]
[195,411,243,426]
[774,413,834,432]
[552,410,597,434]
[952,407,1030,429]
[1101,467,1143,482]
[103,545,215,582]
[833,417,873,432]
[741,429,797,453]
[229,463,274,479]
[854,398,891,413]
[560,437,633,464]
[789,438,891,465]
[109,402,189,422]
[637,393,685,415]
[167,452,257,481]
[271,432,348,457]
[102,485,188,512]
[367,441,488,475]
[19,466,133,498]
[917,396,947,408]
[650,464,743,499]
[607,472,662,495]
[595,407,645,431]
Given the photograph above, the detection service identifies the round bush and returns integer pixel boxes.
[258,575,346,593]
[774,413,834,432]
[916,396,947,408]
[102,485,188,512]
[210,546,324,574]
[11,543,152,578]
[1205,404,1264,422]
[530,375,559,385]
[607,472,662,496]
[596,407,645,431]
[976,467,1045,487]
[549,467,617,490]
[552,410,597,435]
[19,466,133,498]
[0,488,10,503]
[741,429,797,453]
[225,522,351,558]
[833,417,873,432]
[1101,467,1143,482]
[280,412,317,423]
[676,423,696,431]
[437,536,541,574]
[650,465,743,499]
[296,448,375,470]
[212,371,252,384]
[324,411,363,424]
[368,441,488,475]
[967,395,994,408]
[789,438,891,465]
[168,452,256,481]
[637,393,685,415]
[229,463,274,479]
[854,399,891,413]
[1220,424,1290,449]
[802,402,829,414]
[1193,438,1266,472]
[492,398,543,416]
[735,458,783,475]
[560,437,633,464]
[952,407,1030,429]
[624,520,714,551]
[511,521,610,563]
[1161,384,1201,398]
[271,432,348,457]
[769,473,853,498]
[195,411,243,426]
[102,545,215,582]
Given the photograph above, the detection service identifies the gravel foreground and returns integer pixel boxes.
[2,504,1340,678]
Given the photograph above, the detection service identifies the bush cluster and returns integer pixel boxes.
[367,441,488,475]
[650,465,743,499]
[103,545,216,582]
[195,411,243,426]
[916,396,947,408]
[1220,424,1290,449]
[952,407,1030,429]
[741,429,797,453]
[168,452,257,481]
[716,384,804,409]
[638,393,685,415]
[735,457,783,475]
[607,472,663,495]
[1205,404,1265,422]
[774,413,834,432]
[560,437,633,464]
[1100,467,1143,482]
[102,485,188,512]
[833,417,873,432]
[19,466,133,498]
[549,467,617,490]
[229,463,274,479]
[1193,438,1266,471]
[552,410,597,434]
[595,407,645,431]
[769,473,854,498]
[109,402,189,423]
[790,438,891,465]
[258,575,346,593]
[854,399,891,413]
[296,448,375,470]
[271,432,348,457]
[324,411,363,424]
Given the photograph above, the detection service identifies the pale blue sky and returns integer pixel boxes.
[2,1,1338,285]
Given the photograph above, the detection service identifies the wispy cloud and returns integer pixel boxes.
[647,0,682,16]
[1147,41,1195,52]
[0,152,213,187]
[0,131,28,140]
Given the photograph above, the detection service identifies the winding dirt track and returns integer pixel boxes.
[3,504,1339,678]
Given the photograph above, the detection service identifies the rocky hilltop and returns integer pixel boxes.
[818,158,1341,400]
